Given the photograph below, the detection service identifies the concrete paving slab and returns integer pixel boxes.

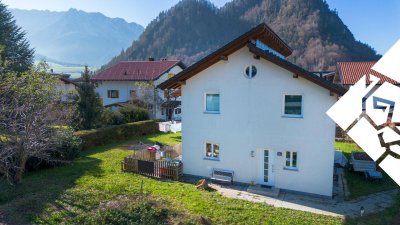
[208,183,398,218]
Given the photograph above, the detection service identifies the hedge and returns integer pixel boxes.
[75,120,159,150]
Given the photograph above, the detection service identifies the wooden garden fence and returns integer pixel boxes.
[121,145,183,181]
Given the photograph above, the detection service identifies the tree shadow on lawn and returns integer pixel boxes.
[0,149,104,224]
[0,133,182,224]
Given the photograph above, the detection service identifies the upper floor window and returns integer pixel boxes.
[205,93,220,113]
[107,90,119,98]
[244,65,257,79]
[283,95,302,117]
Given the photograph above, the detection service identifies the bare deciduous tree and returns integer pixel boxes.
[128,81,163,119]
[0,69,73,184]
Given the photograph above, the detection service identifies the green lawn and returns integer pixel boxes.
[335,142,399,199]
[0,135,398,224]
[0,132,343,225]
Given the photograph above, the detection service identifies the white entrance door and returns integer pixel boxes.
[258,149,275,186]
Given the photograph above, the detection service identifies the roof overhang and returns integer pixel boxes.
[248,44,346,95]
[158,23,292,90]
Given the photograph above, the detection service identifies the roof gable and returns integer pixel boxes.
[158,23,345,95]
[337,61,398,85]
[92,60,184,81]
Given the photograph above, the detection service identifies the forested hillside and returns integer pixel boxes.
[107,0,379,71]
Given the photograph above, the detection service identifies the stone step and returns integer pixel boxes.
[247,185,280,197]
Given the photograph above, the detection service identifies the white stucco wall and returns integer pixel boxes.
[56,80,76,94]
[95,65,183,119]
[181,47,337,197]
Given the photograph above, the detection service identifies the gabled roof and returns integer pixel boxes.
[337,61,398,85]
[158,23,345,95]
[92,60,185,81]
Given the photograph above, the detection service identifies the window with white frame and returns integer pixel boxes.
[285,151,297,169]
[284,95,302,116]
[205,142,220,159]
[205,93,220,113]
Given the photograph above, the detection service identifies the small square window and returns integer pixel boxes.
[285,151,298,169]
[205,93,220,113]
[205,142,220,160]
[284,95,302,116]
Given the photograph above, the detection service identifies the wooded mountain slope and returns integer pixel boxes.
[107,0,379,71]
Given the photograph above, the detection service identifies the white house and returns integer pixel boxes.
[55,76,77,102]
[159,23,346,197]
[91,59,185,120]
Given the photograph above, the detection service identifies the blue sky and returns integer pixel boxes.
[2,0,399,54]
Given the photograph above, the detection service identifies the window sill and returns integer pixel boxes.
[203,157,220,161]
[204,111,220,114]
[283,167,299,171]
[282,114,303,118]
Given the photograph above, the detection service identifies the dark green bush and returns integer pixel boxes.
[102,109,125,126]
[53,127,82,160]
[119,107,149,123]
[76,120,159,150]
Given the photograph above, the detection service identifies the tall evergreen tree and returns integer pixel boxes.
[76,66,103,130]
[0,1,34,74]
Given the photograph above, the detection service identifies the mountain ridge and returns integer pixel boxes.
[11,8,144,66]
[106,0,379,71]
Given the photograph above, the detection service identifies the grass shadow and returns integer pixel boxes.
[0,153,103,224]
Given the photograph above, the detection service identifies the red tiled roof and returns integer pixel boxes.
[92,60,182,81]
[337,61,398,85]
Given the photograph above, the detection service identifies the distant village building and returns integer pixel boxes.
[91,59,185,120]
[50,71,78,103]
[334,61,399,88]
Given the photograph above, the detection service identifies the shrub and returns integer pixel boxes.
[53,127,82,160]
[70,194,202,225]
[84,202,168,225]
[75,120,159,150]
[25,127,82,171]
[102,109,125,126]
[119,107,149,123]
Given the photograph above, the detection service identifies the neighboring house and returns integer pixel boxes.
[55,75,77,102]
[91,59,185,120]
[334,61,399,89]
[159,23,346,197]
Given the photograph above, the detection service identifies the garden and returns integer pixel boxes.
[0,124,398,224]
